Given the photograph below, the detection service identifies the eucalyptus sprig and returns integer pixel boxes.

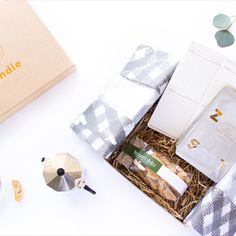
[213,14,236,47]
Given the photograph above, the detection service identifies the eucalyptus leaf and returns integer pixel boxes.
[213,14,231,29]
[215,30,234,47]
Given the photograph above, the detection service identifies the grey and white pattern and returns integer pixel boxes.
[184,164,236,236]
[121,44,177,92]
[184,187,236,236]
[71,99,134,158]
[217,164,236,206]
[71,45,177,158]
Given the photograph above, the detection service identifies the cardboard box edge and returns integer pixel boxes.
[0,65,76,123]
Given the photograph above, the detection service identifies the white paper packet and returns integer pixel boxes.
[176,87,236,182]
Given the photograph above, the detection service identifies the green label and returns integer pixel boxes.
[123,143,162,173]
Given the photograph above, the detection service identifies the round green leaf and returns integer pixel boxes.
[213,14,231,29]
[215,30,234,47]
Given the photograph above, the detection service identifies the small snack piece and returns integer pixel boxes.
[116,137,192,202]
[12,180,23,202]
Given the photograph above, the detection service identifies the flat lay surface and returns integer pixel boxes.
[0,1,236,235]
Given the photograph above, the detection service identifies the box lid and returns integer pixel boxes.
[0,1,75,122]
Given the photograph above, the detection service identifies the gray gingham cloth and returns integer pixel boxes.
[71,99,134,158]
[71,45,177,158]
[121,44,177,92]
[184,164,236,236]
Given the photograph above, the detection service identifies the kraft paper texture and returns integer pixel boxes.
[0,1,75,122]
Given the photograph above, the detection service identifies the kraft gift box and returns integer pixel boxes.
[0,1,75,122]
[107,44,236,230]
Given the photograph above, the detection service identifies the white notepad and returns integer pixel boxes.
[148,42,236,139]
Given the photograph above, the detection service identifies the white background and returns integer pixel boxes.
[0,1,236,235]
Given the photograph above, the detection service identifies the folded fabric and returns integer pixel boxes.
[71,45,177,158]
[100,78,158,125]
[121,44,177,91]
[184,164,236,236]
[217,163,236,209]
[71,99,134,158]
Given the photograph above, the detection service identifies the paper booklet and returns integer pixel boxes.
[148,42,236,139]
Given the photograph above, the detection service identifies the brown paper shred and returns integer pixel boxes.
[108,102,214,221]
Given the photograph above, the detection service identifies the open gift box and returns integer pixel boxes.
[108,104,214,222]
[71,43,236,235]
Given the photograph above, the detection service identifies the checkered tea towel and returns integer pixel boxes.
[71,99,134,158]
[71,45,177,158]
[184,164,236,236]
[121,44,177,92]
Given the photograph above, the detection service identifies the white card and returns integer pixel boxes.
[148,42,236,139]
